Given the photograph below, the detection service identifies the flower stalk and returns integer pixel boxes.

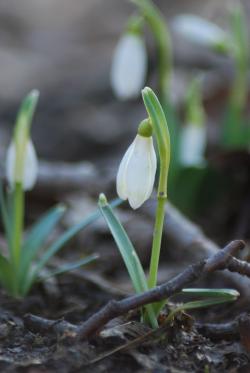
[229,3,249,112]
[12,182,24,269]
[7,90,39,270]
[132,0,172,102]
[221,3,249,149]
[142,87,170,289]
[0,90,103,298]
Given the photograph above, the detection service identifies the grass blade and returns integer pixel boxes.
[39,254,99,280]
[98,194,158,328]
[0,254,14,294]
[181,288,239,300]
[167,288,239,323]
[30,198,122,283]
[0,183,12,251]
[20,205,66,267]
[18,205,66,290]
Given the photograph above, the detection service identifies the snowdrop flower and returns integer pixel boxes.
[111,32,147,100]
[6,139,38,190]
[172,15,228,50]
[117,120,156,209]
[5,89,39,191]
[179,124,206,167]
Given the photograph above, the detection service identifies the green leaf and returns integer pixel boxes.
[0,183,12,249]
[39,254,99,281]
[28,198,122,287]
[167,288,239,322]
[132,0,171,100]
[98,193,158,328]
[0,254,14,294]
[181,288,239,300]
[163,100,180,169]
[13,90,40,182]
[142,87,171,195]
[175,297,236,312]
[151,299,167,317]
[221,104,248,150]
[14,90,39,141]
[18,204,66,289]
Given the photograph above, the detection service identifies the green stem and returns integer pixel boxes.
[222,4,249,149]
[132,0,172,102]
[148,196,166,288]
[12,182,24,268]
[142,88,170,290]
[230,3,248,112]
[230,61,248,112]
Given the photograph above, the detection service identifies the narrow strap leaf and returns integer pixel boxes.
[0,254,14,295]
[29,198,122,285]
[0,183,12,250]
[98,194,158,328]
[38,254,99,281]
[166,288,239,323]
[181,288,239,300]
[18,205,66,287]
[20,205,66,269]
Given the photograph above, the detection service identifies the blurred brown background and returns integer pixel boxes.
[0,0,249,163]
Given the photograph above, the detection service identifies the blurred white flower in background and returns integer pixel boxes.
[111,33,147,100]
[179,124,206,167]
[172,15,228,50]
[117,134,156,209]
[6,139,38,190]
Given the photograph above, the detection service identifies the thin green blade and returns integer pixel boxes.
[167,288,239,322]
[0,183,12,249]
[19,204,66,281]
[30,198,122,280]
[98,193,158,328]
[181,288,239,300]
[39,254,99,281]
[0,254,14,294]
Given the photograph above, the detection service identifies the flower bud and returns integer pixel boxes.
[111,32,147,100]
[179,124,206,167]
[5,90,39,190]
[6,139,38,190]
[180,77,206,167]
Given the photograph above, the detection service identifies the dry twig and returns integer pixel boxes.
[24,241,248,341]
[144,201,250,295]
[77,240,245,339]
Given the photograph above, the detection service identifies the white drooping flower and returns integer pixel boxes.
[116,134,157,209]
[179,124,206,167]
[172,15,227,49]
[6,139,38,190]
[111,33,147,100]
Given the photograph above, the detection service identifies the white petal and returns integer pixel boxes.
[126,135,156,209]
[116,140,136,200]
[110,34,147,100]
[5,140,38,190]
[179,125,206,166]
[23,140,38,190]
[144,137,157,200]
[172,15,227,47]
